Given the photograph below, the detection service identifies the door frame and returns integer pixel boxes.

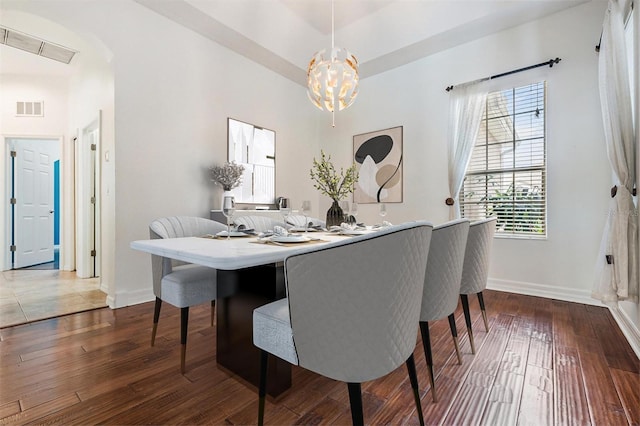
[3,135,63,270]
[75,114,101,278]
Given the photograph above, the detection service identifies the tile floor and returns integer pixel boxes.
[0,269,106,328]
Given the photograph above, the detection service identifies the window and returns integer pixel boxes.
[625,3,634,119]
[460,81,546,237]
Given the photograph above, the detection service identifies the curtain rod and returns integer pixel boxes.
[445,57,561,92]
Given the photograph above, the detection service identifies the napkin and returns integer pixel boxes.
[257,225,288,238]
[372,221,393,229]
[329,223,367,232]
[234,224,257,235]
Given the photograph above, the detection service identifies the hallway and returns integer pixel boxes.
[0,269,106,328]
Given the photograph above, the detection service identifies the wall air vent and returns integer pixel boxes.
[16,101,44,117]
[0,26,76,64]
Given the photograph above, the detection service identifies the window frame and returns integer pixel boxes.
[460,81,548,239]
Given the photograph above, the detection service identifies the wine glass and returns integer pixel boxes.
[301,200,311,232]
[278,197,291,226]
[350,202,359,220]
[222,195,235,239]
[340,200,350,224]
[379,203,387,221]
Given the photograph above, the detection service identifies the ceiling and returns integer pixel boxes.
[0,0,588,82]
[135,0,588,85]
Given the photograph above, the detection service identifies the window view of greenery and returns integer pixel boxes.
[460,81,546,237]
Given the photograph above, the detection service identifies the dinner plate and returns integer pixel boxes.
[271,235,311,243]
[216,230,251,237]
[340,229,369,235]
[289,226,319,232]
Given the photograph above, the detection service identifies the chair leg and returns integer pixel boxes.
[151,297,162,347]
[406,354,425,426]
[258,350,268,426]
[448,314,462,365]
[347,382,364,426]
[419,321,437,402]
[460,295,475,354]
[210,300,216,327]
[477,292,489,332]
[180,307,189,374]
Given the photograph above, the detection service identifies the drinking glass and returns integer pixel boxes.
[278,197,291,226]
[350,202,359,220]
[340,200,349,223]
[379,202,387,219]
[222,195,235,240]
[301,200,311,232]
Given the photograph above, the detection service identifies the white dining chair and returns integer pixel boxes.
[419,219,469,402]
[253,222,433,426]
[460,216,497,354]
[233,215,286,232]
[149,216,226,373]
[286,214,326,228]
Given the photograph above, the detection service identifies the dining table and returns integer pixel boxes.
[130,230,370,397]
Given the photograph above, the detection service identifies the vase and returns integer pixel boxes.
[326,200,344,228]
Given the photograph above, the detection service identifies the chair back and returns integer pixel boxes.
[149,216,225,240]
[284,221,433,383]
[460,217,497,295]
[286,215,326,228]
[420,219,470,321]
[233,215,286,232]
[148,216,225,296]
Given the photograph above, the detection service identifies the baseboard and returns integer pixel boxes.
[609,306,640,360]
[107,288,154,309]
[487,278,602,306]
[488,278,640,360]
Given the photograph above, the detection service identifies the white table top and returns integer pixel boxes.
[130,234,352,270]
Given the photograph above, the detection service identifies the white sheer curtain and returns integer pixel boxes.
[447,83,489,219]
[593,0,638,304]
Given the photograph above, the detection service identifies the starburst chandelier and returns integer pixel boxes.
[306,0,359,127]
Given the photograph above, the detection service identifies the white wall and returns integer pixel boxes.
[320,2,611,296]
[618,0,640,356]
[0,74,68,269]
[318,0,640,354]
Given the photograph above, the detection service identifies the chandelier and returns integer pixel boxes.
[306,0,359,127]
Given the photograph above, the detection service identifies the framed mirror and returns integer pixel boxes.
[227,118,276,205]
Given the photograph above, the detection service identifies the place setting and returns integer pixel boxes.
[255,226,326,247]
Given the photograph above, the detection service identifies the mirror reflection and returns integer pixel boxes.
[227,118,275,205]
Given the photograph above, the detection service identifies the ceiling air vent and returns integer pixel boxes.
[16,101,44,117]
[0,26,76,64]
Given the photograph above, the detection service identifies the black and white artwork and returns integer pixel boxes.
[353,126,403,203]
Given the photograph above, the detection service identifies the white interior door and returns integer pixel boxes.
[12,138,59,268]
[76,114,101,278]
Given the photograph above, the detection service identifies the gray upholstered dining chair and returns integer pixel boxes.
[233,215,286,232]
[460,216,497,354]
[149,216,226,373]
[419,219,469,402]
[253,222,433,426]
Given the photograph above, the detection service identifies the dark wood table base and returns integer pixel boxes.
[216,264,291,397]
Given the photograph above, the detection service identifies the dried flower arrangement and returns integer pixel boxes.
[209,162,245,191]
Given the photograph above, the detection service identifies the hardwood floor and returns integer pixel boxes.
[0,270,106,328]
[0,290,638,425]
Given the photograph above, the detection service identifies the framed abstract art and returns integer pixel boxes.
[353,126,403,204]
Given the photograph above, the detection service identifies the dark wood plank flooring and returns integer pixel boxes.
[0,290,638,425]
